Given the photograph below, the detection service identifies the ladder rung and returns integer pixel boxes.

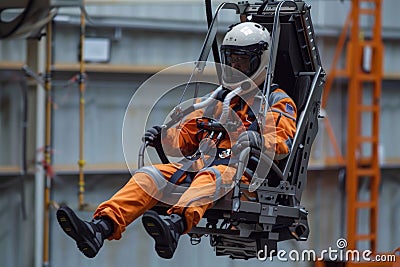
[354,234,376,241]
[359,8,376,15]
[359,40,379,47]
[355,201,377,208]
[358,136,378,143]
[347,73,380,81]
[355,169,379,177]
[360,0,379,3]
[358,105,379,112]
[359,0,378,6]
[332,69,348,77]
[359,74,382,81]
[358,157,374,166]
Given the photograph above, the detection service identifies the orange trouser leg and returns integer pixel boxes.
[94,163,182,240]
[168,165,237,233]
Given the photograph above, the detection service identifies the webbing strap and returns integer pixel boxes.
[169,149,237,185]
[204,87,230,118]
[169,169,185,184]
[248,118,260,132]
[169,169,196,185]
[169,159,198,185]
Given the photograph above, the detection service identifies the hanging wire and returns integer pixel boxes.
[177,66,197,106]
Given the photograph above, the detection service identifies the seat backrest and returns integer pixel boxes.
[288,75,311,116]
[249,3,325,203]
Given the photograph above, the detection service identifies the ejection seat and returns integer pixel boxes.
[139,0,326,259]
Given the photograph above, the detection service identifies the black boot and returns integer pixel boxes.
[142,210,185,259]
[56,206,114,258]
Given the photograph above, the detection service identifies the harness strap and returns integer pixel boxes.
[248,117,260,132]
[210,157,238,166]
[169,159,197,185]
[169,169,196,185]
[204,87,230,118]
[169,148,237,185]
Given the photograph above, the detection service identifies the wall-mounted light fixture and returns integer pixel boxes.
[82,37,111,63]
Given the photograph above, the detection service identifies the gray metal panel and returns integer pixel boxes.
[384,42,400,73]
[379,83,400,164]
[0,38,26,61]
[239,201,261,213]
[382,0,400,30]
[0,77,23,167]
[52,80,138,166]
[308,0,351,29]
[0,177,35,267]
[52,25,206,66]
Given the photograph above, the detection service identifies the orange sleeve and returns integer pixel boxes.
[262,89,297,160]
[162,108,204,157]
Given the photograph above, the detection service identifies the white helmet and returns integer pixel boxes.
[220,22,271,89]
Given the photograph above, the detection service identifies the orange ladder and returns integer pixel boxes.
[317,0,398,266]
[345,0,383,255]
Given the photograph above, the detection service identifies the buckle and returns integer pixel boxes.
[218,148,232,159]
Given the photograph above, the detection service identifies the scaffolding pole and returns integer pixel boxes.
[78,0,87,210]
[42,18,53,267]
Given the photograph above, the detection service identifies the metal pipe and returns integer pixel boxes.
[43,18,53,267]
[78,0,87,210]
[205,0,222,83]
[28,36,47,267]
[262,1,297,98]
[283,67,322,179]
[232,147,251,212]
[19,78,28,220]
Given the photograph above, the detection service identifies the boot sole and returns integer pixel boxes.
[142,210,176,259]
[56,206,99,258]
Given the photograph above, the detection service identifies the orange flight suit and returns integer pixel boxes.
[93,87,297,239]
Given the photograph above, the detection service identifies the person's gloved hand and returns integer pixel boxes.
[232,130,262,156]
[143,126,162,147]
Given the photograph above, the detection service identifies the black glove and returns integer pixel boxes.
[143,126,162,147]
[232,130,262,155]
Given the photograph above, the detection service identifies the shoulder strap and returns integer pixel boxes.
[204,87,230,118]
[248,119,260,132]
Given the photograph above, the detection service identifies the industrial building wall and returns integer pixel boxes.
[0,1,400,267]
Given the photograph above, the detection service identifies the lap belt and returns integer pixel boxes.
[169,146,271,187]
[169,148,238,185]
[169,168,195,185]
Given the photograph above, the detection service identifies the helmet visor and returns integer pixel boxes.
[221,46,262,83]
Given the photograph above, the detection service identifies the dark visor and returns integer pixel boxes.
[221,45,263,83]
